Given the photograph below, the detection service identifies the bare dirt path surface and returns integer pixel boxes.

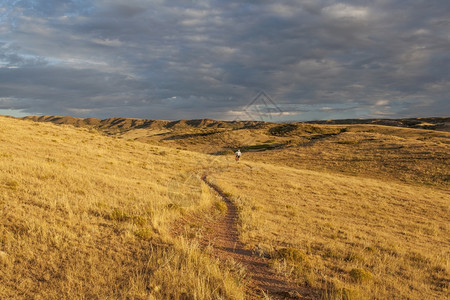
[198,174,315,299]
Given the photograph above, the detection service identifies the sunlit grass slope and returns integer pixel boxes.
[211,162,449,299]
[246,125,449,187]
[0,116,244,299]
[122,122,449,187]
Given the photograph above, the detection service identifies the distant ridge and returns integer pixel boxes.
[20,115,449,132]
[21,115,266,133]
[307,117,450,131]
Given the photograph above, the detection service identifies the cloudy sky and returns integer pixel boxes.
[0,0,449,121]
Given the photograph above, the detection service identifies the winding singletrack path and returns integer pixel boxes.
[199,174,314,299]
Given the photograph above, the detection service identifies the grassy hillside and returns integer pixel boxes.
[0,116,244,299]
[2,115,449,299]
[244,124,449,187]
[122,121,449,188]
[210,162,449,299]
[20,116,450,188]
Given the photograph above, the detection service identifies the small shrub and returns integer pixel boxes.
[74,189,86,195]
[274,247,308,264]
[135,228,152,240]
[5,180,19,191]
[110,209,130,222]
[215,201,227,214]
[132,216,147,227]
[349,268,373,283]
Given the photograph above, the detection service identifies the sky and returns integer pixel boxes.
[0,0,449,121]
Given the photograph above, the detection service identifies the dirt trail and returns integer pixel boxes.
[199,174,314,299]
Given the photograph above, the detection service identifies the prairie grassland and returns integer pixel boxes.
[120,122,448,187]
[242,125,449,187]
[5,115,449,299]
[0,116,244,299]
[211,161,449,299]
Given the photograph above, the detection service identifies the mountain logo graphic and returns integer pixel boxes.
[242,90,283,121]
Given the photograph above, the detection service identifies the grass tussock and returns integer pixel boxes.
[273,247,308,264]
[349,268,373,283]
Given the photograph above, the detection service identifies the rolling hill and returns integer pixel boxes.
[0,116,245,299]
[22,115,449,187]
[1,115,449,299]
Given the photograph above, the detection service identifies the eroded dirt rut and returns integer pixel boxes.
[199,174,313,299]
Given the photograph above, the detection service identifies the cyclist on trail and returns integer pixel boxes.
[235,149,242,161]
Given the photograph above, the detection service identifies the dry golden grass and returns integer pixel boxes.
[0,116,245,299]
[210,161,449,299]
[4,115,449,299]
[117,121,449,187]
[246,125,449,187]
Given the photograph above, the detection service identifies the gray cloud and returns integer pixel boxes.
[0,0,449,120]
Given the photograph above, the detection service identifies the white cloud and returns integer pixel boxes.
[375,100,389,106]
[322,4,369,20]
[213,46,237,56]
[268,3,302,18]
[185,35,209,42]
[424,81,450,93]
[91,38,123,47]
